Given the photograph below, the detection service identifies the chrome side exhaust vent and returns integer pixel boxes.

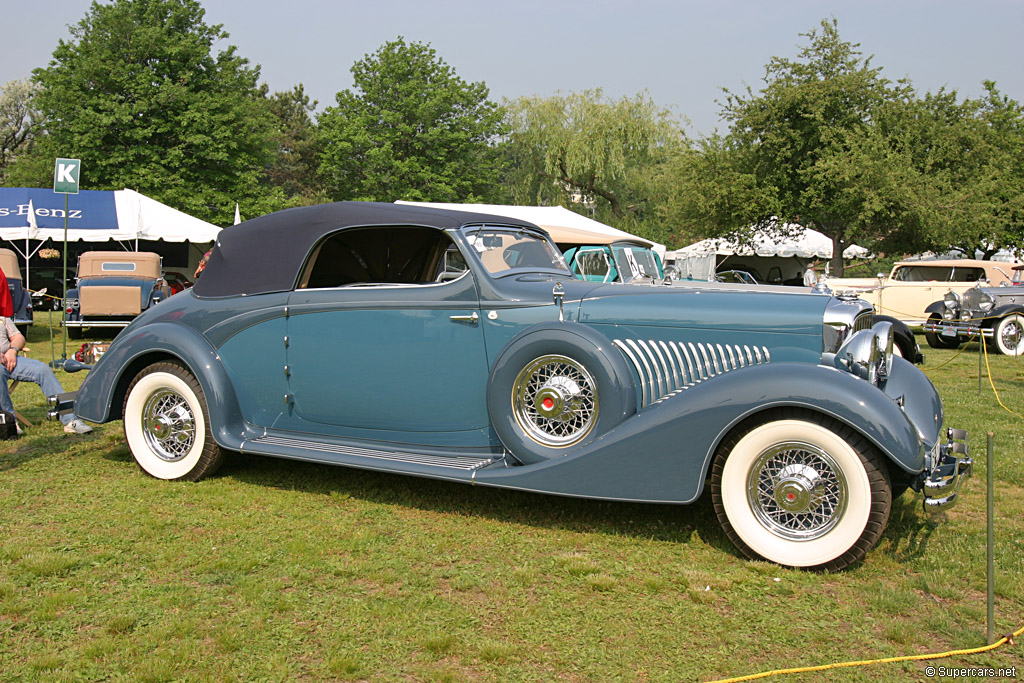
[613,339,771,409]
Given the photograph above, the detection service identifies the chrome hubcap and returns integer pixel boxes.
[747,441,848,540]
[513,355,597,447]
[142,388,196,462]
[1000,318,1022,351]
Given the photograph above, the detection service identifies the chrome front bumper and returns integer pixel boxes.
[921,428,973,510]
[922,320,993,340]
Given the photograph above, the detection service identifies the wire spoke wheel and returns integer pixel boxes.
[512,354,598,447]
[141,388,197,462]
[747,441,848,541]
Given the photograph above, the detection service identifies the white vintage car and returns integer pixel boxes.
[823,259,1019,324]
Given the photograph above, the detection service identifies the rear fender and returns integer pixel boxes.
[74,321,252,449]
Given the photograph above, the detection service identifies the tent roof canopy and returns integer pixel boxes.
[0,187,221,243]
[674,225,867,260]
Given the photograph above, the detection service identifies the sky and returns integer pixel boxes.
[3,0,1023,137]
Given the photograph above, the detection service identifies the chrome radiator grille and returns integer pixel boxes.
[613,339,771,409]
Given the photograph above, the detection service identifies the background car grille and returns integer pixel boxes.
[613,339,771,409]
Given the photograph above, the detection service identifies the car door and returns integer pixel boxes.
[283,271,491,439]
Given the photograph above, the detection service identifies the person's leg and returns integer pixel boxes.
[0,365,14,415]
[8,357,73,426]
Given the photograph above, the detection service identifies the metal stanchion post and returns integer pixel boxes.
[986,432,994,644]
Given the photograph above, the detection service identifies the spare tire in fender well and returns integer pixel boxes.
[486,322,637,464]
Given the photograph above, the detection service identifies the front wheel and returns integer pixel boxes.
[993,313,1024,356]
[123,361,224,481]
[710,411,891,571]
[924,315,960,350]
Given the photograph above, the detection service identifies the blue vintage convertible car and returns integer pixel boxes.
[50,202,971,571]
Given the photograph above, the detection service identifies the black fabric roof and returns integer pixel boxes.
[192,201,539,298]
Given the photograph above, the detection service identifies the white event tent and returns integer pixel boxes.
[395,201,665,258]
[671,227,868,283]
[0,188,221,245]
[0,188,222,290]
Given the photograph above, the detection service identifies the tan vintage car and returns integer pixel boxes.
[62,251,172,338]
[823,259,1019,324]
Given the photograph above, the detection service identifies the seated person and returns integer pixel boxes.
[0,317,93,435]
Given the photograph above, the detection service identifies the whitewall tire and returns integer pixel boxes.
[711,411,891,571]
[123,362,224,481]
[993,314,1024,356]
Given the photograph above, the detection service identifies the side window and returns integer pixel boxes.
[575,249,613,280]
[300,226,454,288]
[951,267,985,282]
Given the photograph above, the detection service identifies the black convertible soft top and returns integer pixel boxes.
[192,201,539,298]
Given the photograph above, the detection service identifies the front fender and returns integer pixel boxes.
[924,301,946,318]
[474,360,934,504]
[986,304,1024,325]
[74,321,253,449]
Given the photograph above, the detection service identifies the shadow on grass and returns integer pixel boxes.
[218,450,729,551]
[881,491,939,563]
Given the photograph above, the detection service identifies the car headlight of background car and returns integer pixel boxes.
[942,291,960,320]
[833,321,895,386]
[977,290,995,313]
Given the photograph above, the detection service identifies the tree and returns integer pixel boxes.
[265,84,324,204]
[504,90,685,245]
[19,0,276,224]
[317,37,506,203]
[880,83,1024,259]
[0,79,41,183]
[700,19,916,275]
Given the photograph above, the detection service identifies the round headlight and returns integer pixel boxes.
[943,291,960,310]
[834,321,894,386]
[978,291,995,312]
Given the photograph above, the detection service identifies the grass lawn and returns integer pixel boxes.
[1,314,1022,682]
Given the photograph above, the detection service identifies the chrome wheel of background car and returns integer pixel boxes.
[994,313,1024,356]
[513,355,598,447]
[710,411,891,571]
[123,361,224,481]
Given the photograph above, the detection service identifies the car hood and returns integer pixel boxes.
[576,282,828,335]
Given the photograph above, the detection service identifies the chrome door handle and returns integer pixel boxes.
[450,312,479,324]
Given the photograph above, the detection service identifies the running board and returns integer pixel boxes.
[244,434,500,474]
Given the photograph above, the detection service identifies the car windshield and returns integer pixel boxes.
[466,228,570,276]
[611,245,661,282]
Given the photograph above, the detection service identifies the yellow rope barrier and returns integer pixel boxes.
[707,625,1023,682]
[982,336,1024,420]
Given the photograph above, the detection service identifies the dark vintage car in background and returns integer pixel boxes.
[62,251,172,339]
[0,247,33,334]
[50,202,970,571]
[923,264,1024,355]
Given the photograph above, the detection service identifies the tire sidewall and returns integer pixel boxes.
[487,324,635,464]
[995,314,1024,356]
[124,368,209,480]
[718,419,872,568]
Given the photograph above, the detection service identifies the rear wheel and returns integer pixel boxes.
[710,411,891,571]
[924,315,960,350]
[123,361,224,481]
